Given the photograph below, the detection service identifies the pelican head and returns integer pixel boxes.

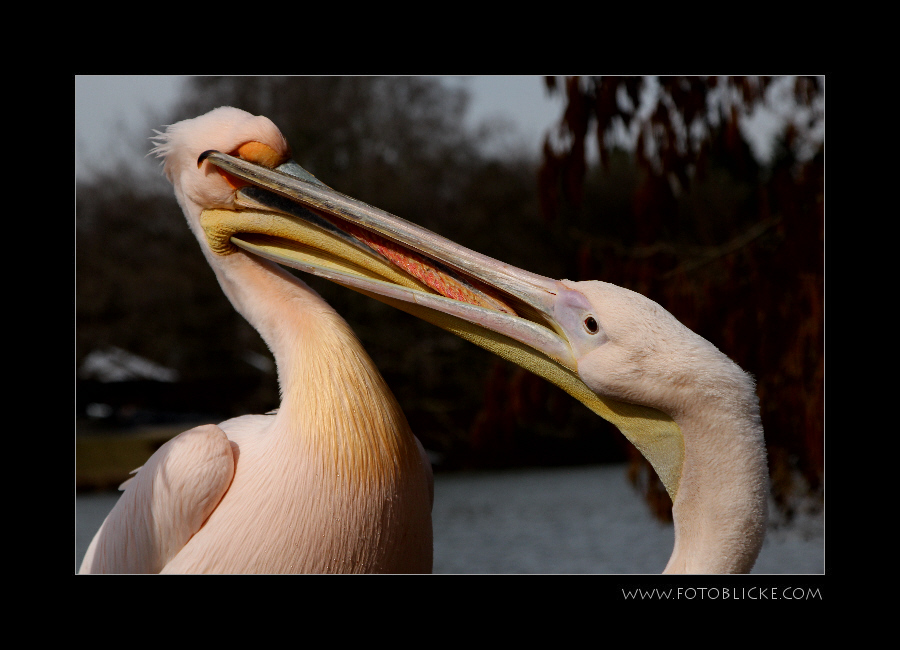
[152,107,290,241]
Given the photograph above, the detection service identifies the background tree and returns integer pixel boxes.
[533,76,824,519]
[77,76,823,522]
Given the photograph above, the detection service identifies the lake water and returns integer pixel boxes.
[75,463,824,574]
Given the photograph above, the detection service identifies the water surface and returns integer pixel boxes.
[76,463,823,574]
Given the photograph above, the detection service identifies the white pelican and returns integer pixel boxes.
[79,107,433,573]
[80,106,768,574]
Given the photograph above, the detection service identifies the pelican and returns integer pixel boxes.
[79,107,434,573]
[80,106,768,574]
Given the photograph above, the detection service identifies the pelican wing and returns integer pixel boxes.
[79,425,235,574]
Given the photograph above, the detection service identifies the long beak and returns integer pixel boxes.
[200,151,588,369]
[199,151,684,498]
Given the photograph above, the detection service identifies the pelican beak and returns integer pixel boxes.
[199,151,584,368]
[199,152,684,498]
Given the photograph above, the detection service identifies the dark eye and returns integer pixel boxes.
[584,316,599,334]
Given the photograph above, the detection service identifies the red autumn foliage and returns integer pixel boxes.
[532,76,823,520]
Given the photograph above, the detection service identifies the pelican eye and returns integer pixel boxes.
[584,316,599,334]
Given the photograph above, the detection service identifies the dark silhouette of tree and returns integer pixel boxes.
[531,76,823,519]
[77,76,822,514]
